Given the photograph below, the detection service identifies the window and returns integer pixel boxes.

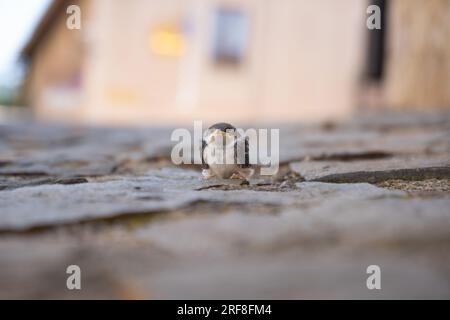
[212,8,248,65]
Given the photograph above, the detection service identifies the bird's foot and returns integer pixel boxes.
[230,173,250,186]
[201,169,215,180]
[230,173,244,180]
[236,167,255,180]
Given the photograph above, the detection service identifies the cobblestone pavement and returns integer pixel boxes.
[0,112,449,299]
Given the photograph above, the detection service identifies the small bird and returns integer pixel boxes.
[201,123,254,180]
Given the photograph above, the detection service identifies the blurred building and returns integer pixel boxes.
[21,0,450,125]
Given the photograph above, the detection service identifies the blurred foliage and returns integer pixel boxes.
[0,85,22,106]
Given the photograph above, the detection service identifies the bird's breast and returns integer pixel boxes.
[204,145,238,178]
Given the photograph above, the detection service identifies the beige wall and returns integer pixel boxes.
[28,0,367,125]
[257,0,366,122]
[384,0,450,109]
[26,0,89,122]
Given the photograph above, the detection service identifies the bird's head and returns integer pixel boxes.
[204,123,238,147]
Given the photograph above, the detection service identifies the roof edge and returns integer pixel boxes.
[21,0,71,59]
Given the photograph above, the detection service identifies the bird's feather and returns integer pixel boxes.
[201,139,209,169]
[234,136,251,168]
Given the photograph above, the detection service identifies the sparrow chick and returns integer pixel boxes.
[201,123,254,180]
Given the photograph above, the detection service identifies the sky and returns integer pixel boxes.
[0,0,51,85]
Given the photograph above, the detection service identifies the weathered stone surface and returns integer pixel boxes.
[0,113,449,299]
[277,119,450,164]
[377,178,450,194]
[290,155,450,182]
[131,197,450,256]
[0,168,400,231]
[1,195,449,299]
[0,124,173,176]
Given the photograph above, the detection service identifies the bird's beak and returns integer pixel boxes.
[207,130,233,144]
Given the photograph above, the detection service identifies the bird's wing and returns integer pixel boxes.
[201,139,209,169]
[234,136,251,168]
